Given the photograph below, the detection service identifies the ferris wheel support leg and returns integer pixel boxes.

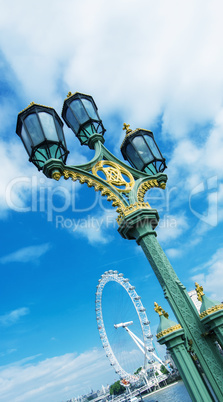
[125,328,160,375]
[126,328,164,367]
[125,327,147,357]
[118,216,223,401]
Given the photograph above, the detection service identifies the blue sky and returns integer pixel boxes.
[0,0,223,400]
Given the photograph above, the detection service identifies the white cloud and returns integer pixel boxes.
[0,349,115,402]
[191,248,223,301]
[0,140,36,218]
[0,0,223,231]
[165,248,183,259]
[1,2,223,399]
[0,0,222,130]
[0,349,17,357]
[156,213,189,244]
[0,307,29,326]
[0,243,51,264]
[71,209,117,245]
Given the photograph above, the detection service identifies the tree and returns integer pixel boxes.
[134,366,142,375]
[110,381,126,395]
[160,364,169,374]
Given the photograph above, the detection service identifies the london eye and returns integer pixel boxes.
[95,270,157,384]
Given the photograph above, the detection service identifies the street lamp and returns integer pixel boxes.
[62,92,106,147]
[16,102,69,170]
[15,92,223,401]
[120,126,166,175]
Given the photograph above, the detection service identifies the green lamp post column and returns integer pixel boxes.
[154,302,213,402]
[195,283,223,349]
[15,93,223,401]
[118,211,223,400]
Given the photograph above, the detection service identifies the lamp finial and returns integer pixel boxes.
[123,123,132,134]
[67,91,73,98]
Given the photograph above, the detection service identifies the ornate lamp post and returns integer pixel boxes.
[16,92,223,401]
[195,283,223,349]
[154,302,213,402]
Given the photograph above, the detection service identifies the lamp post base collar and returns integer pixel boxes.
[118,208,159,240]
[87,133,105,149]
[43,159,65,179]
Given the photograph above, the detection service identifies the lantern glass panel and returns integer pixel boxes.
[144,134,162,159]
[126,143,144,170]
[82,122,97,137]
[21,125,32,155]
[33,146,49,168]
[70,99,88,123]
[24,113,44,146]
[144,163,157,175]
[132,136,153,164]
[33,144,63,168]
[82,98,98,120]
[66,107,80,133]
[39,112,58,141]
[49,143,62,159]
[55,118,66,144]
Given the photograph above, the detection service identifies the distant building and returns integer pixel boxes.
[164,350,178,372]
[66,385,110,402]
[188,290,202,313]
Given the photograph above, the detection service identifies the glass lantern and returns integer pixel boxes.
[62,92,105,145]
[121,128,166,175]
[16,103,69,170]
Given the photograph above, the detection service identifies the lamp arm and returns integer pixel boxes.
[67,139,103,172]
[128,175,167,205]
[96,143,168,205]
[42,153,129,217]
[101,144,149,180]
[43,137,168,219]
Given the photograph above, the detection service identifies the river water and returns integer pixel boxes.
[143,381,191,402]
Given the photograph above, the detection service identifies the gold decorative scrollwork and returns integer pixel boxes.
[137,179,166,203]
[51,166,165,227]
[200,304,223,319]
[52,168,126,215]
[117,201,151,225]
[92,160,135,193]
[156,324,182,339]
[52,171,62,181]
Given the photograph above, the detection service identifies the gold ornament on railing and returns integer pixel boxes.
[195,282,205,302]
[154,302,169,318]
